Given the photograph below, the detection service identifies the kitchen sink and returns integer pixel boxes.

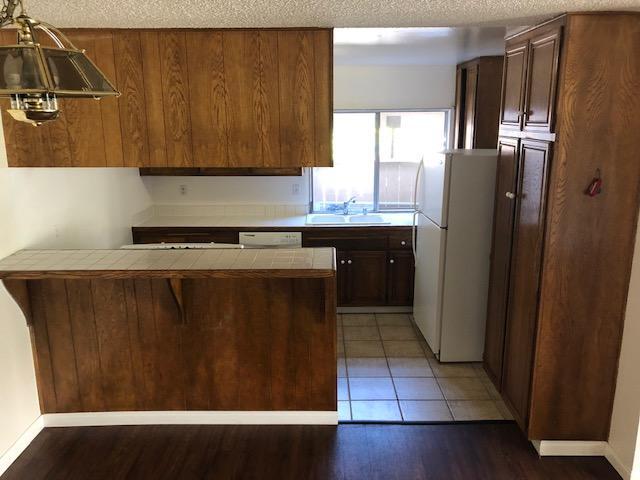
[348,214,388,224]
[306,214,347,224]
[306,214,390,225]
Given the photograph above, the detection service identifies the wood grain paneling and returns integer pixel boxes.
[224,30,281,167]
[20,276,336,413]
[186,31,229,167]
[139,31,168,167]
[484,137,519,388]
[157,31,193,167]
[313,29,333,167]
[113,31,150,167]
[528,13,640,440]
[63,32,109,166]
[1,28,333,168]
[278,31,315,167]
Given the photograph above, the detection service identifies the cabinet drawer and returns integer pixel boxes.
[133,231,239,245]
[303,232,387,250]
[388,232,413,250]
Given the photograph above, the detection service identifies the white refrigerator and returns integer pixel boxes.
[412,149,497,362]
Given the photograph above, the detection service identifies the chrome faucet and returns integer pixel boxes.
[342,196,357,215]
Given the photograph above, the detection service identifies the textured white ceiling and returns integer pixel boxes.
[20,0,640,28]
[334,27,507,65]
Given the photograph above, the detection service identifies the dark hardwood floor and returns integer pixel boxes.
[2,423,620,480]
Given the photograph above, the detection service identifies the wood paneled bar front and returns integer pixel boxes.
[0,249,337,415]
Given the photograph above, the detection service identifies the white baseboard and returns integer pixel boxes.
[532,440,632,480]
[338,307,412,314]
[532,440,609,456]
[42,411,339,427]
[0,416,45,477]
[604,445,632,480]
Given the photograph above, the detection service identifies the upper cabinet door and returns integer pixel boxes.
[522,27,562,133]
[463,64,478,149]
[185,31,229,167]
[312,29,333,167]
[278,31,316,167]
[499,42,528,130]
[223,31,281,167]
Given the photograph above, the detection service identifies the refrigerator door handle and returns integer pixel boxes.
[412,158,424,211]
[412,211,419,266]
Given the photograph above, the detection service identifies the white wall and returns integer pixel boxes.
[334,65,456,110]
[609,215,640,479]
[143,171,310,206]
[0,127,153,460]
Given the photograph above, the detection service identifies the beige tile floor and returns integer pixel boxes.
[337,313,513,422]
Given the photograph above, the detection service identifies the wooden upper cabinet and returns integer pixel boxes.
[499,42,528,130]
[500,21,563,136]
[278,31,315,167]
[2,28,333,168]
[522,27,562,133]
[185,31,229,167]
[113,30,151,167]
[463,64,478,149]
[454,56,503,149]
[157,31,194,167]
[223,30,281,167]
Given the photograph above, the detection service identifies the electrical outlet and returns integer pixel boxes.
[292,183,300,195]
[179,184,188,196]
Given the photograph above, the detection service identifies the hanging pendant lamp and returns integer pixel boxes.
[0,0,119,126]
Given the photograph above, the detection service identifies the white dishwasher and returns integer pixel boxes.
[239,232,302,249]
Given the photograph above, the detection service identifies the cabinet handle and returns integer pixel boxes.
[340,260,345,265]
[389,259,395,264]
[505,192,516,199]
[400,241,406,246]
[347,260,352,265]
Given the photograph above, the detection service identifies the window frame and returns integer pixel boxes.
[310,107,454,213]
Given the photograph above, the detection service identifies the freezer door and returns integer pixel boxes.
[412,212,447,357]
[417,152,451,228]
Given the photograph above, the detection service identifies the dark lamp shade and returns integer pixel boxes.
[0,44,118,97]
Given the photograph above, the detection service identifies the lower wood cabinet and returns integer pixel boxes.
[387,250,416,306]
[132,226,415,308]
[338,251,388,306]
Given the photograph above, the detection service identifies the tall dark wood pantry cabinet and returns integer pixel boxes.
[484,13,640,441]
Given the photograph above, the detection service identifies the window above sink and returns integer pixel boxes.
[311,109,452,214]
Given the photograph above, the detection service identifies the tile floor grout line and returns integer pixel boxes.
[375,312,405,422]
[339,315,354,421]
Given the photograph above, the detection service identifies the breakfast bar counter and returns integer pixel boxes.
[0,248,337,420]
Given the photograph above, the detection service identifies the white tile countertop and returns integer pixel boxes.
[0,248,336,279]
[135,212,415,228]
